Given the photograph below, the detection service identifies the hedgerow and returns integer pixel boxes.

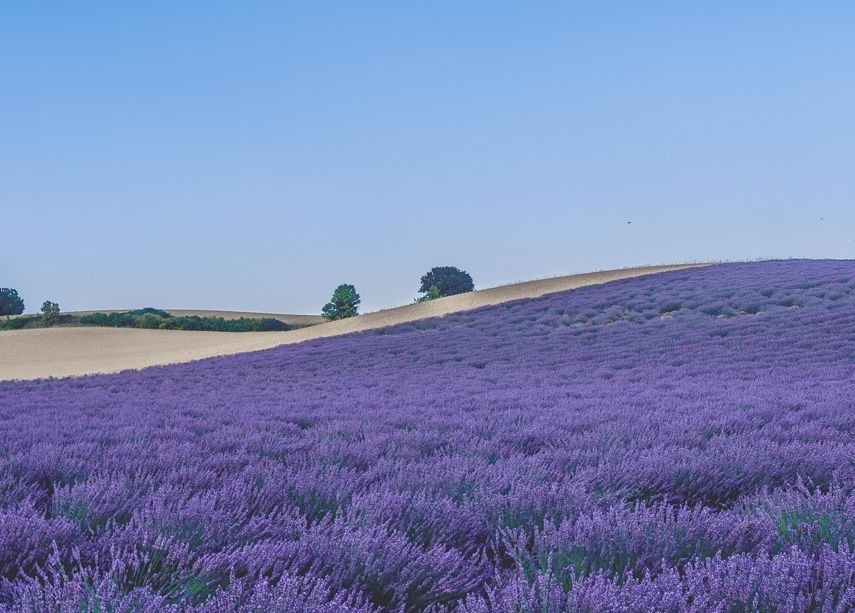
[77,311,291,332]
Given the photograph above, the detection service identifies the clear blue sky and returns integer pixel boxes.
[3,2,853,314]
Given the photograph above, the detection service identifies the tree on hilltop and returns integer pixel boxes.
[322,284,360,321]
[418,266,474,300]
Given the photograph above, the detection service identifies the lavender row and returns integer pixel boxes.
[1,260,854,610]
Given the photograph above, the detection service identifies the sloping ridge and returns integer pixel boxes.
[0,264,705,381]
[277,264,705,343]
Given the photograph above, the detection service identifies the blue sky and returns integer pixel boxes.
[2,2,853,313]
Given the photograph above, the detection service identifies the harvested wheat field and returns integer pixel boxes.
[0,264,701,380]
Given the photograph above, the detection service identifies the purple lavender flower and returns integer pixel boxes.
[1,260,854,611]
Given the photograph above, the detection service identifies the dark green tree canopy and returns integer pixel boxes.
[0,288,25,317]
[418,266,474,298]
[322,284,361,321]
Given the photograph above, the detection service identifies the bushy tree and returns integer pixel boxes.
[0,288,25,318]
[40,301,61,326]
[418,266,474,298]
[322,284,360,321]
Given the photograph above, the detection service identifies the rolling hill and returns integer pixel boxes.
[0,260,853,611]
[0,264,697,380]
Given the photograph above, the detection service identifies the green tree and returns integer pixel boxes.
[415,284,442,303]
[418,266,474,298]
[0,288,25,319]
[40,301,61,326]
[322,284,360,320]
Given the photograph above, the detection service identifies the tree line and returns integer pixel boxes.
[1,265,476,329]
[1,288,60,324]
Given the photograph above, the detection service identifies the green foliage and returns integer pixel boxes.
[0,315,36,330]
[0,288,25,317]
[79,312,137,327]
[0,312,72,330]
[418,266,474,298]
[77,310,293,332]
[157,315,207,331]
[40,301,61,326]
[129,307,173,318]
[0,302,298,334]
[256,317,290,331]
[774,510,855,552]
[415,284,442,303]
[134,313,164,329]
[322,283,361,320]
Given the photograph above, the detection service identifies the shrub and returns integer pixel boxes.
[159,315,207,331]
[0,288,25,318]
[214,318,254,332]
[257,318,290,331]
[40,301,61,326]
[0,315,34,330]
[415,285,442,303]
[134,313,164,329]
[80,312,137,327]
[322,284,360,321]
[418,266,474,298]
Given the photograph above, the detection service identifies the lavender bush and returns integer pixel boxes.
[1,260,854,611]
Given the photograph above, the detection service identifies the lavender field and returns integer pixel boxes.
[1,260,854,612]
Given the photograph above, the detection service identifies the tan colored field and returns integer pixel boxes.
[0,264,705,381]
